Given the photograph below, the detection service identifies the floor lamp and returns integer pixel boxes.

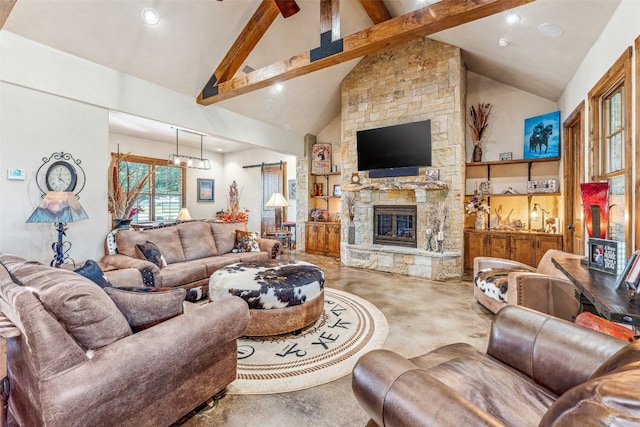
[265,192,289,230]
[26,191,89,267]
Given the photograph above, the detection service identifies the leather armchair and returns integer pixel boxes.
[473,249,584,317]
[352,305,640,427]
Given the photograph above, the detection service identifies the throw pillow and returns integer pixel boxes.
[135,241,168,268]
[103,286,186,332]
[74,260,111,288]
[234,230,260,253]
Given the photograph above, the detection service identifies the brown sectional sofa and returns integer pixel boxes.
[101,221,281,296]
[0,253,250,427]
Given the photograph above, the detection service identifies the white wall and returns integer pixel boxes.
[465,72,558,163]
[0,31,304,263]
[108,133,226,219]
[223,149,297,232]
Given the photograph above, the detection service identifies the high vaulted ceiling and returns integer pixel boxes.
[2,0,621,151]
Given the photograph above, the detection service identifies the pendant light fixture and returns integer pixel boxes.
[168,128,211,170]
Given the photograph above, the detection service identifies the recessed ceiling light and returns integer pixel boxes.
[538,23,563,38]
[263,99,274,110]
[216,148,223,152]
[498,38,510,47]
[273,82,284,92]
[504,12,521,24]
[141,7,160,25]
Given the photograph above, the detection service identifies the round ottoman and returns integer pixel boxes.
[209,260,325,336]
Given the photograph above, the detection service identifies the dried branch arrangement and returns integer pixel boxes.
[108,152,154,219]
[469,102,492,142]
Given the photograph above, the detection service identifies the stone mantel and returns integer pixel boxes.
[343,180,448,203]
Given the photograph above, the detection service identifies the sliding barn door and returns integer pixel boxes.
[261,163,286,233]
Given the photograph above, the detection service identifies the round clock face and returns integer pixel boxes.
[45,161,78,192]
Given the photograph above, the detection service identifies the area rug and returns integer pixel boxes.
[229,288,389,394]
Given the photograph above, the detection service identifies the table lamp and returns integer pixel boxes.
[176,208,192,221]
[264,192,289,230]
[531,203,549,232]
[26,191,89,267]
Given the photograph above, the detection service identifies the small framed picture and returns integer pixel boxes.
[425,168,440,181]
[333,184,342,197]
[478,181,490,195]
[499,152,512,161]
[288,179,297,198]
[197,178,215,202]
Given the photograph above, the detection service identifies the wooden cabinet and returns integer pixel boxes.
[306,221,341,257]
[464,230,563,274]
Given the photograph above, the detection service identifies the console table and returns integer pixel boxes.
[552,256,640,327]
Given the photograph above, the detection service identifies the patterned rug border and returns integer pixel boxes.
[228,288,389,394]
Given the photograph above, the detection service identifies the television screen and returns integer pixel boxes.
[356,120,431,171]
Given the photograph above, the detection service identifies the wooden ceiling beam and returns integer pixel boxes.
[274,0,300,18]
[198,0,534,105]
[320,0,340,41]
[201,0,299,99]
[358,0,391,24]
[0,0,17,30]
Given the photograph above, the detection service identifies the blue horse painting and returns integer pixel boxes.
[523,111,560,159]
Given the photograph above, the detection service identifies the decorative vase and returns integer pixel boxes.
[579,182,610,239]
[112,218,132,230]
[475,211,486,230]
[472,143,483,162]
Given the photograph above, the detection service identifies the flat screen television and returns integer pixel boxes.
[356,120,431,176]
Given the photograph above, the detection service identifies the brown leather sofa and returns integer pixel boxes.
[101,221,281,296]
[352,305,640,427]
[0,254,250,427]
[473,249,583,318]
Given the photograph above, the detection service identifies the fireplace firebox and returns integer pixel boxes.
[373,205,417,247]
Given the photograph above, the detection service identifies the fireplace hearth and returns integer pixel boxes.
[373,205,417,248]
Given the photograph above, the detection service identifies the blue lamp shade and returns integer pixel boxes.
[27,192,89,224]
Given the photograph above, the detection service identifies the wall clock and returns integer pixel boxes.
[45,160,78,192]
[35,152,86,197]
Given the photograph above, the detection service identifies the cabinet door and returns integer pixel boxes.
[464,231,488,274]
[510,234,536,267]
[326,224,341,257]
[535,234,563,265]
[489,233,510,259]
[306,223,325,254]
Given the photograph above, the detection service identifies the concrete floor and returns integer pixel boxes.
[180,251,494,427]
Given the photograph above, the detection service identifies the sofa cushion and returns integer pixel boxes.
[178,222,218,260]
[193,256,241,276]
[136,241,168,268]
[104,286,186,332]
[159,261,208,288]
[4,263,132,350]
[211,222,247,254]
[74,260,111,288]
[115,227,186,264]
[234,230,261,253]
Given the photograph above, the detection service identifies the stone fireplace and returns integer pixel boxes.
[338,37,466,281]
[373,205,417,248]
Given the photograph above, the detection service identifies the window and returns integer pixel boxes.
[588,48,631,250]
[113,154,185,223]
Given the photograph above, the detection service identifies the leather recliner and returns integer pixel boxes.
[352,305,640,427]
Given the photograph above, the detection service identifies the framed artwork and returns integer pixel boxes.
[588,238,624,276]
[288,179,297,198]
[499,152,512,161]
[333,185,342,197]
[197,178,215,202]
[425,169,440,181]
[311,143,332,174]
[523,111,561,159]
[478,181,490,195]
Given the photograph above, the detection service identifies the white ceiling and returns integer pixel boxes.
[3,0,621,152]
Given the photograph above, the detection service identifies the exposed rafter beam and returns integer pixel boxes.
[198,0,534,105]
[201,0,299,99]
[274,0,300,18]
[0,0,17,30]
[358,0,391,24]
[320,0,340,41]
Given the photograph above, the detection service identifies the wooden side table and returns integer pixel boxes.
[262,230,293,254]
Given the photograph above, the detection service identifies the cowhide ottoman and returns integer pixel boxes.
[208,260,325,336]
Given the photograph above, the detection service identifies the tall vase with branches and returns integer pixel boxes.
[469,102,492,162]
[108,152,154,226]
